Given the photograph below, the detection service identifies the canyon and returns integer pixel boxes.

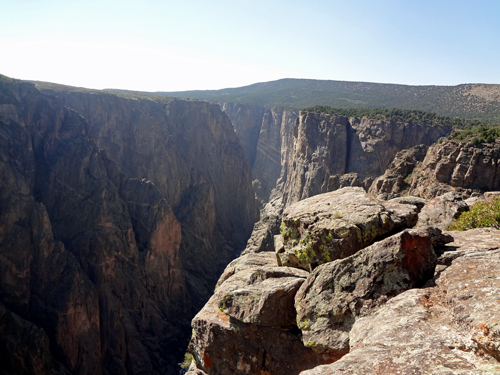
[1,74,500,375]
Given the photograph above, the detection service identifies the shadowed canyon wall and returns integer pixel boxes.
[0,77,258,375]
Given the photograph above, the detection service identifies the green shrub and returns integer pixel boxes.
[449,125,500,143]
[179,353,194,369]
[448,197,500,230]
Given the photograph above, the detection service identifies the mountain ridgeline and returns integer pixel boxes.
[155,78,500,121]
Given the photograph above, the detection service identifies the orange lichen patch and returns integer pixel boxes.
[260,370,271,375]
[203,352,212,368]
[215,308,230,324]
[475,323,490,335]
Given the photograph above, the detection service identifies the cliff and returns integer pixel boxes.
[0,76,258,375]
[241,110,451,254]
[220,103,297,207]
[281,111,452,206]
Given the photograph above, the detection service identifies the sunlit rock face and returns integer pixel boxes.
[221,102,298,207]
[0,76,258,375]
[281,112,452,207]
[407,139,500,199]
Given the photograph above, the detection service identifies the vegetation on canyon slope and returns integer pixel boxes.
[449,197,500,230]
[301,106,484,128]
[448,124,500,144]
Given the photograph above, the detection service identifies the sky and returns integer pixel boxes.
[1,0,500,92]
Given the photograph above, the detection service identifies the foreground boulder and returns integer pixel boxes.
[295,229,436,361]
[189,253,322,375]
[300,228,500,374]
[276,187,418,270]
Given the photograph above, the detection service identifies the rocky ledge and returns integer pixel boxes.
[186,188,500,374]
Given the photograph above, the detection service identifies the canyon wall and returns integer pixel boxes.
[220,103,298,207]
[281,112,452,206]
[0,76,258,375]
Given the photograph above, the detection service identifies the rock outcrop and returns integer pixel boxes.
[368,144,428,198]
[300,228,500,375]
[189,253,322,375]
[276,188,418,270]
[0,76,258,375]
[295,229,436,361]
[416,191,470,230]
[188,225,500,375]
[408,139,500,199]
[188,189,463,375]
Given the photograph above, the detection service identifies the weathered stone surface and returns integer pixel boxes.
[416,191,470,230]
[409,140,500,199]
[437,227,500,265]
[217,266,308,326]
[422,226,454,247]
[294,229,436,361]
[300,230,500,375]
[185,361,208,375]
[369,144,428,198]
[216,252,278,288]
[190,266,321,375]
[388,195,428,212]
[277,187,418,270]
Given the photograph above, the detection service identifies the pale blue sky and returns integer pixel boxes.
[1,0,499,91]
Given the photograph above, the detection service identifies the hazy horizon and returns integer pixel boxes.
[2,0,500,92]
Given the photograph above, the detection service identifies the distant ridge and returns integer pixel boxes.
[154,78,500,121]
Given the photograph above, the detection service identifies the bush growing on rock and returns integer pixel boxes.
[449,197,500,230]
